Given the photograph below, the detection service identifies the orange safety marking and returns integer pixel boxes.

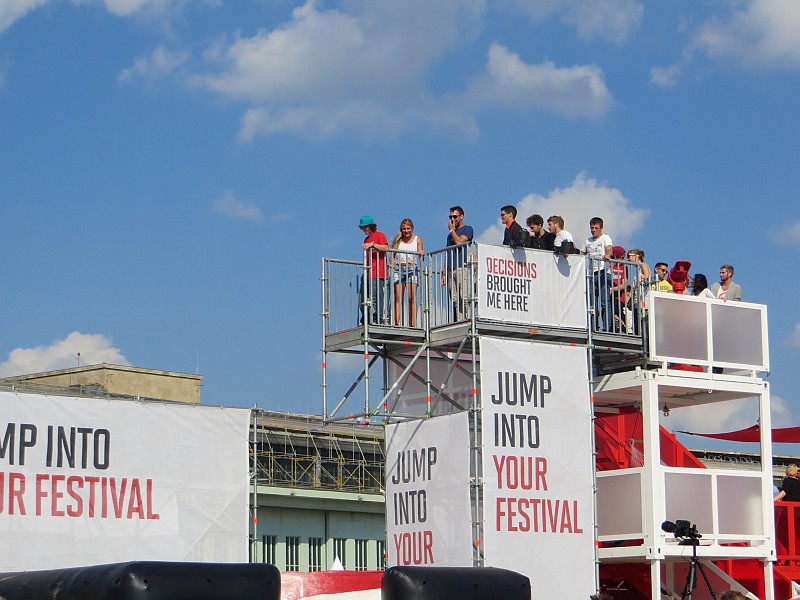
[364,353,370,359]
[322,362,327,369]
[472,388,478,395]
[475,539,481,546]
[253,517,259,524]
[528,329,538,333]
[426,396,432,403]
[405,340,411,346]
[383,403,388,410]
[590,396,595,403]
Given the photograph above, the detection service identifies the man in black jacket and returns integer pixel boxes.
[525,213,556,250]
[501,205,527,248]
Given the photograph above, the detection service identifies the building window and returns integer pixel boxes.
[262,535,277,565]
[355,539,369,571]
[376,540,386,570]
[308,537,323,572]
[286,536,300,571]
[333,537,347,569]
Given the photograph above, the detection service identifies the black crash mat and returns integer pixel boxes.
[0,561,280,600]
[382,566,531,600]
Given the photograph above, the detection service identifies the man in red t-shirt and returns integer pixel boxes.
[359,215,389,324]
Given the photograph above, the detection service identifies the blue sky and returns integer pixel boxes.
[1,0,799,448]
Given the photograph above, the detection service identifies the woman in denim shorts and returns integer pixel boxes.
[391,219,424,326]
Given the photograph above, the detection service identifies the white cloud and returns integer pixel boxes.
[0,332,130,377]
[199,0,612,140]
[650,64,682,88]
[213,190,262,221]
[2,0,214,35]
[694,0,800,68]
[778,221,800,245]
[561,0,643,44]
[119,46,190,84]
[506,0,643,44]
[788,324,800,348]
[462,43,613,118]
[476,172,647,245]
[0,0,48,33]
[659,0,800,84]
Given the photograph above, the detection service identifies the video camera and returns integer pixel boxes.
[661,519,701,545]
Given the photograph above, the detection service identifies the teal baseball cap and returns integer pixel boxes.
[359,215,376,227]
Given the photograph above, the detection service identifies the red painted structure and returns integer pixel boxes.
[595,412,800,599]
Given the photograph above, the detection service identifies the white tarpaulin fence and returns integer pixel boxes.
[479,337,595,598]
[385,412,473,568]
[0,391,250,570]
[476,244,586,329]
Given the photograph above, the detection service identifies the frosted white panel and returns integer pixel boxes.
[652,296,708,361]
[718,475,764,536]
[597,471,643,536]
[711,303,765,367]
[665,472,713,533]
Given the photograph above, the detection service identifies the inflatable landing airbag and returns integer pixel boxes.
[382,566,531,600]
[0,561,280,600]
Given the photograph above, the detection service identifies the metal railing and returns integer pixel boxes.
[322,249,426,333]
[323,243,648,340]
[586,256,647,339]
[428,242,475,328]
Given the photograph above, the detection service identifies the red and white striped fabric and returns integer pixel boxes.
[281,571,382,600]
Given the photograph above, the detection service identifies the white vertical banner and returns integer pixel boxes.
[477,244,586,328]
[386,412,473,567]
[480,337,594,598]
[0,392,250,571]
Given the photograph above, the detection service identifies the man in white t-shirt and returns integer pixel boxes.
[581,217,613,331]
[547,215,574,252]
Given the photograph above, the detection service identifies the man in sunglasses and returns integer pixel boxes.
[443,206,474,321]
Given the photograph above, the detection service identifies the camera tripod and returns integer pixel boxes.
[679,538,716,600]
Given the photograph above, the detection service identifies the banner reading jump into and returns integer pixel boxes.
[479,337,594,598]
[385,412,473,568]
[477,244,586,328]
[0,391,250,571]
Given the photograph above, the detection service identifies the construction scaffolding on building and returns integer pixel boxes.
[250,410,385,494]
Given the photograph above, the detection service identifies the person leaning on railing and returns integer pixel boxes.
[625,249,651,335]
[443,206,474,322]
[358,215,390,325]
[774,463,800,502]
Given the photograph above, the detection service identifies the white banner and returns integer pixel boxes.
[385,412,473,567]
[0,391,250,570]
[480,338,594,598]
[477,244,586,328]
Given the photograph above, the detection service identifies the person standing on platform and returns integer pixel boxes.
[444,206,474,322]
[391,219,424,327]
[358,215,389,325]
[581,217,613,331]
[774,463,800,502]
[525,214,556,250]
[652,262,674,292]
[547,215,575,252]
[711,265,743,301]
[501,205,527,248]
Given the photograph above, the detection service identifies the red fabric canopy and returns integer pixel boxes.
[678,425,800,443]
